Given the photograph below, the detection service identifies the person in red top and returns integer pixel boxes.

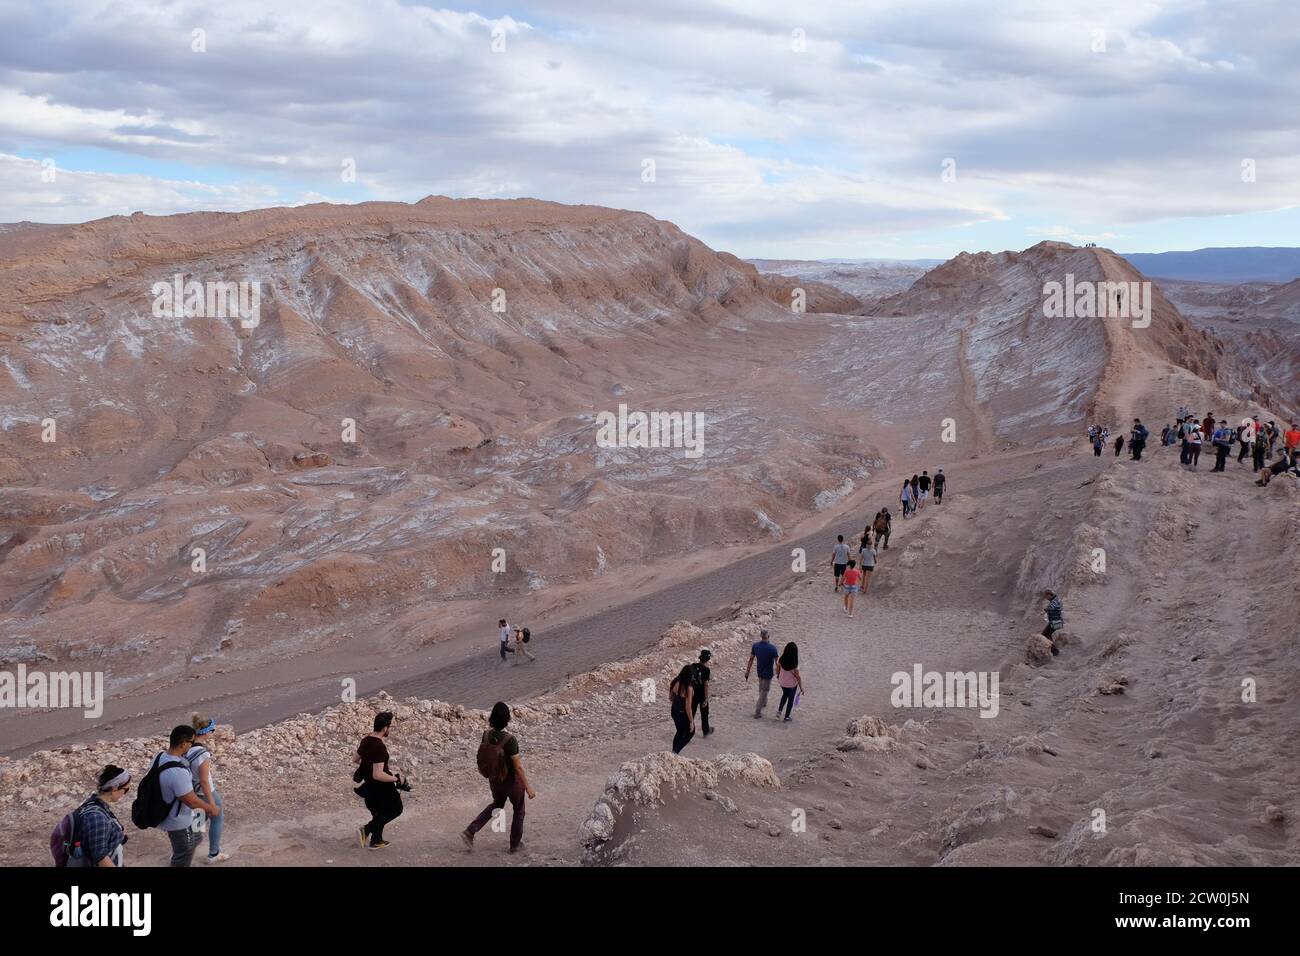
[1285,422,1300,463]
[841,560,862,617]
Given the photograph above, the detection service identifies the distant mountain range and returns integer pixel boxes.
[1118,247,1300,283]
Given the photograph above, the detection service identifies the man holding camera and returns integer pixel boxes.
[353,711,407,850]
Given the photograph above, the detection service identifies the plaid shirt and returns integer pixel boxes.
[75,794,125,865]
[1045,596,1064,629]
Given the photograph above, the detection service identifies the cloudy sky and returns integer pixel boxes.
[2,0,1297,258]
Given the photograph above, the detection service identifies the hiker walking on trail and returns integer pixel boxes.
[1114,433,1124,456]
[136,725,221,867]
[857,531,876,592]
[1040,590,1065,657]
[873,509,892,549]
[1187,426,1203,469]
[900,480,915,517]
[498,618,515,662]
[691,650,714,737]
[842,560,861,616]
[186,712,229,863]
[1253,428,1267,472]
[918,471,932,509]
[353,711,406,851]
[831,534,851,591]
[933,469,946,503]
[775,643,805,722]
[1093,430,1104,456]
[55,765,131,868]
[1285,422,1300,464]
[746,629,780,719]
[462,702,535,855]
[668,664,697,753]
[512,626,536,664]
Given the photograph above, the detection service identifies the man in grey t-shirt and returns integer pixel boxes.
[154,725,221,866]
[831,535,852,592]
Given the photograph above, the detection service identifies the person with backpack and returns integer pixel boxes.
[873,509,891,549]
[1211,421,1233,472]
[1129,419,1148,460]
[134,725,221,866]
[933,469,946,503]
[745,628,780,719]
[1253,428,1267,472]
[352,711,405,850]
[54,764,131,868]
[461,702,535,854]
[512,625,536,664]
[1093,430,1105,456]
[830,534,851,592]
[668,663,697,753]
[690,649,714,738]
[774,643,804,722]
[1187,426,1203,469]
[186,712,229,864]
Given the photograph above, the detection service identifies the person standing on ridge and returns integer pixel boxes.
[745,629,780,719]
[1130,419,1147,460]
[831,534,851,591]
[1211,420,1232,472]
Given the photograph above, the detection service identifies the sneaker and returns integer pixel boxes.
[367,840,391,850]
[357,825,368,848]
[753,712,762,719]
[509,841,526,854]
[460,829,474,853]
[783,716,792,722]
[204,852,230,864]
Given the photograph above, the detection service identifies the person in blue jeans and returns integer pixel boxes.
[774,643,805,722]
[187,713,230,863]
[745,629,780,718]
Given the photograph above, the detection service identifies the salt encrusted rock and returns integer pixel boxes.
[1025,634,1055,665]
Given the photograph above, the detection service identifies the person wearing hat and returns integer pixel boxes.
[66,765,132,867]
[690,649,714,737]
[745,629,780,719]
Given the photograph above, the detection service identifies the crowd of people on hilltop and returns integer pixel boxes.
[1091,408,1300,483]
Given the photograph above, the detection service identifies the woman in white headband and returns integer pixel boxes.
[62,764,131,867]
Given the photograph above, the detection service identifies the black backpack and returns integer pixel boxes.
[130,754,187,830]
